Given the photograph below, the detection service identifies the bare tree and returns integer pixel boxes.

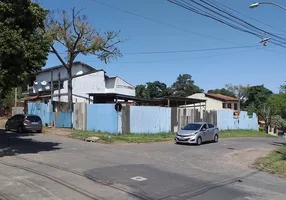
[45,8,122,126]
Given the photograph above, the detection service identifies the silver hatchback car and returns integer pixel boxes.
[175,122,219,145]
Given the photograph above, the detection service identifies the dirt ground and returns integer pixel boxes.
[224,147,276,169]
[43,127,72,136]
[0,117,7,128]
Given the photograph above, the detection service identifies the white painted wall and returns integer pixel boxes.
[188,93,223,111]
[105,77,135,96]
[32,63,135,103]
[51,71,135,103]
[33,63,91,93]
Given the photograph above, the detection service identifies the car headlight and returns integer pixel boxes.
[189,133,195,136]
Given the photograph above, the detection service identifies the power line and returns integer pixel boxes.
[168,0,286,48]
[89,0,243,45]
[55,44,261,55]
[123,44,260,55]
[85,46,266,64]
[208,0,286,34]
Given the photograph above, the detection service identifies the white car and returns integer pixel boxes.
[175,122,219,145]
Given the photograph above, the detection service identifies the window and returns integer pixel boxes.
[234,103,238,110]
[182,123,202,130]
[222,103,227,108]
[201,124,208,130]
[51,81,64,89]
[26,115,41,122]
[208,123,214,128]
[227,103,232,109]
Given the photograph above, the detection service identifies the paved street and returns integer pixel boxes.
[0,130,285,200]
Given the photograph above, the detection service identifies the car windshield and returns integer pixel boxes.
[182,123,202,130]
[26,115,41,122]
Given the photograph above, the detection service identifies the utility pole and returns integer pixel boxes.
[58,72,61,101]
[14,87,17,107]
[51,70,54,100]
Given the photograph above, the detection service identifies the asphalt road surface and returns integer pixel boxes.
[0,130,285,200]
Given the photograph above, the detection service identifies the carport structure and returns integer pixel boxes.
[87,93,206,108]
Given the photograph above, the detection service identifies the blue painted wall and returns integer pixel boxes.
[87,104,118,133]
[130,106,171,133]
[55,112,72,128]
[217,110,258,130]
[28,101,53,126]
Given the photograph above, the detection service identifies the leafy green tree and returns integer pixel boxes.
[135,81,171,98]
[207,88,235,97]
[270,115,286,128]
[279,84,286,94]
[146,81,171,98]
[244,85,273,118]
[2,87,24,113]
[45,8,122,114]
[0,0,50,93]
[267,93,286,119]
[171,74,203,97]
[135,85,149,98]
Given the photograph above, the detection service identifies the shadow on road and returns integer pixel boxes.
[0,129,61,157]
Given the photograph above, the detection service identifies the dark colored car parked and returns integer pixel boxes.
[5,114,43,133]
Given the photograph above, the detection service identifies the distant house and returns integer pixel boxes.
[22,61,135,103]
[187,93,239,111]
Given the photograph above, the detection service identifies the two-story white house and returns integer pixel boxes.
[22,61,135,103]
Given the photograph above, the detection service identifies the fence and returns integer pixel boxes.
[175,108,217,132]
[28,101,53,126]
[74,104,258,133]
[27,101,258,132]
[73,103,87,130]
[127,106,171,133]
[27,101,71,128]
[217,110,258,130]
[86,104,119,133]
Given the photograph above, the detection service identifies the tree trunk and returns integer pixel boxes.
[67,68,73,128]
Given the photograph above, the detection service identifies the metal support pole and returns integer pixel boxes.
[51,70,53,100]
[14,87,17,107]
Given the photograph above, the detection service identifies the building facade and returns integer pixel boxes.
[188,93,239,111]
[22,62,135,103]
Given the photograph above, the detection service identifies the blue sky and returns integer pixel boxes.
[38,0,286,93]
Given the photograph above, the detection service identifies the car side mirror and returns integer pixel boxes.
[201,128,206,131]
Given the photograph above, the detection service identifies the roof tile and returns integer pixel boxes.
[205,93,238,101]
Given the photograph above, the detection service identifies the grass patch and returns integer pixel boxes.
[69,131,175,144]
[219,130,274,138]
[255,145,286,178]
[70,129,274,144]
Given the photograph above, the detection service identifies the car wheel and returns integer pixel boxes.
[197,137,202,146]
[37,129,42,133]
[214,134,219,143]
